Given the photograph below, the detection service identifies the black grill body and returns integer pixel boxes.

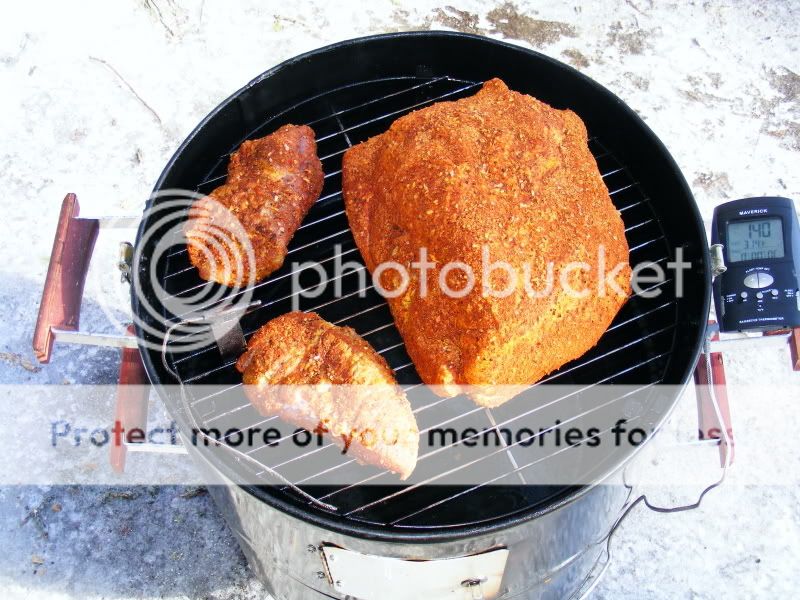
[133,32,710,543]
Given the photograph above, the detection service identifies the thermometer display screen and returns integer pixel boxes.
[727,218,785,262]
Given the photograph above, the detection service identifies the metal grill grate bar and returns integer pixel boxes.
[343,353,670,514]
[258,315,674,476]
[236,76,463,154]
[312,352,670,505]
[389,382,658,525]
[307,76,453,128]
[315,81,482,143]
[281,319,674,483]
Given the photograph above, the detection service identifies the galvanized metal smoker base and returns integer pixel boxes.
[194,444,629,600]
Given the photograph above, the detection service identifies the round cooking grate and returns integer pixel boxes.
[133,33,709,537]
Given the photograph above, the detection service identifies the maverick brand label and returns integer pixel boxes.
[738,316,783,325]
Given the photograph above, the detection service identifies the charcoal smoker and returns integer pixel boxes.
[32,33,800,599]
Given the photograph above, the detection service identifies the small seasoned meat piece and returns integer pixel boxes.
[236,312,419,479]
[343,78,631,407]
[186,124,323,286]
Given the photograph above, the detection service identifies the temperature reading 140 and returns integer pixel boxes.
[726,217,785,263]
[748,220,772,239]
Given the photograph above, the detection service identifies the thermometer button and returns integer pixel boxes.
[771,289,779,297]
[756,292,764,299]
[742,274,759,288]
[743,273,774,289]
[740,291,748,300]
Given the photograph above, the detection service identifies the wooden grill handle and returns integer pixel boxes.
[694,350,733,467]
[788,328,800,371]
[33,193,99,363]
[110,325,150,473]
[693,325,734,467]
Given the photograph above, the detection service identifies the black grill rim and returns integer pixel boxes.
[132,30,711,543]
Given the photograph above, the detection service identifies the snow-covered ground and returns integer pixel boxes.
[1,1,798,598]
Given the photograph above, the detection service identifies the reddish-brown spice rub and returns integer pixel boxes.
[236,312,419,479]
[186,124,324,286]
[342,78,631,407]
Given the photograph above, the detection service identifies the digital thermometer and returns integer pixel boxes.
[712,197,800,332]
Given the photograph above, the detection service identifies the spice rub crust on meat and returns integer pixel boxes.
[186,124,324,286]
[236,312,419,479]
[342,78,631,407]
